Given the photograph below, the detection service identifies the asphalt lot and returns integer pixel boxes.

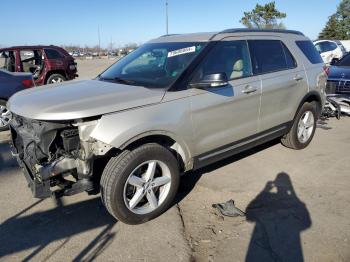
[0,59,349,261]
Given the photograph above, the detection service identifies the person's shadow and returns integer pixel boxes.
[245,173,312,262]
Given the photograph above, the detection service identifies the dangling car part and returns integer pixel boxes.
[322,96,341,119]
[328,95,350,116]
[322,94,350,119]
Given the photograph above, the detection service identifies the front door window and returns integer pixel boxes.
[0,51,16,72]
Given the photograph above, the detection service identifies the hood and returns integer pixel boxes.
[8,80,165,120]
[328,66,350,80]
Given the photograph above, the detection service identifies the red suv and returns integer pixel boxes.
[0,45,78,85]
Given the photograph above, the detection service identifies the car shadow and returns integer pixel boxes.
[0,197,117,261]
[175,139,280,205]
[245,172,311,262]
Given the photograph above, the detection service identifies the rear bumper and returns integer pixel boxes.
[66,72,78,80]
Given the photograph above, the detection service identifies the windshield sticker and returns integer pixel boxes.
[168,46,196,58]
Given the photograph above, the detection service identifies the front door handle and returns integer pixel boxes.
[242,85,258,94]
[294,75,304,81]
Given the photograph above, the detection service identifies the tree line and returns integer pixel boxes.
[240,0,350,40]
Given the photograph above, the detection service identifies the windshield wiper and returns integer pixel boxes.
[99,75,137,85]
[113,77,137,85]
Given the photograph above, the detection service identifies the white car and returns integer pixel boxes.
[314,40,347,64]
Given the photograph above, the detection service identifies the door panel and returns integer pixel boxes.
[189,38,261,156]
[190,76,261,155]
[248,39,308,132]
[258,68,307,131]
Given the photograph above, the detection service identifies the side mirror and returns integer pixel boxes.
[189,72,228,89]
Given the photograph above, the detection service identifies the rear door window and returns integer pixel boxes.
[282,43,297,69]
[20,50,44,74]
[296,41,323,64]
[248,40,292,74]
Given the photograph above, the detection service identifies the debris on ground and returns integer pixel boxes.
[212,199,245,217]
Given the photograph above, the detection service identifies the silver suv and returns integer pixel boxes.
[8,29,326,224]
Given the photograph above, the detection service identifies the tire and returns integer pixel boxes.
[0,100,12,132]
[46,74,66,84]
[281,102,317,150]
[100,143,180,224]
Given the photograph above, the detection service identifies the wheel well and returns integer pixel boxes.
[45,70,66,83]
[125,135,186,172]
[304,94,322,116]
[296,92,322,118]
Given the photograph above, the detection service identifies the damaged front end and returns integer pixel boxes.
[10,114,111,198]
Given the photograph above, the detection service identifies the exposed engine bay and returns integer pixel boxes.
[10,114,111,198]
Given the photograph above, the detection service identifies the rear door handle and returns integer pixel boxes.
[242,85,258,94]
[294,75,304,81]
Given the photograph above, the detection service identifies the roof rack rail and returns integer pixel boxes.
[219,28,304,36]
[160,34,181,37]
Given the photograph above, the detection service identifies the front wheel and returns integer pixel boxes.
[281,102,317,150]
[100,143,180,224]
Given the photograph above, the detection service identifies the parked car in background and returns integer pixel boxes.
[0,45,78,86]
[340,40,350,53]
[0,70,34,131]
[314,40,347,64]
[8,29,326,224]
[326,53,350,96]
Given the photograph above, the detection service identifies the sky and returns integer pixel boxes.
[0,0,341,48]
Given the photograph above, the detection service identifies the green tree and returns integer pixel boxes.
[319,14,340,39]
[319,0,350,40]
[240,1,286,29]
[337,0,350,39]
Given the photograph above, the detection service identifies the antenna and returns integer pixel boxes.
[165,0,169,35]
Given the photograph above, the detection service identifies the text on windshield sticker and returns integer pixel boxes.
[168,46,196,58]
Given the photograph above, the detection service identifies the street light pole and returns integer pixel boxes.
[98,25,101,55]
[166,0,168,35]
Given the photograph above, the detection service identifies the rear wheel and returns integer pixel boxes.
[281,102,317,149]
[46,74,66,84]
[0,100,12,131]
[100,143,180,224]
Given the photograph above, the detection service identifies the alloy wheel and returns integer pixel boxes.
[297,111,315,143]
[50,77,64,84]
[123,160,172,215]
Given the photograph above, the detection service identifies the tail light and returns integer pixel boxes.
[22,79,34,88]
[323,65,330,76]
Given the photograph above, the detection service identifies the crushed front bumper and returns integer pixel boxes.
[12,150,51,198]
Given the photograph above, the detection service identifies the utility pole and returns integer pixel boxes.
[165,0,169,35]
[98,25,101,55]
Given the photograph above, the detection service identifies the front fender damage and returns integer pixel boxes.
[10,115,112,198]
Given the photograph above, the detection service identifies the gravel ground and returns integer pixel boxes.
[0,59,349,261]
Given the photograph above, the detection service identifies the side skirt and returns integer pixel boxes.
[193,122,293,170]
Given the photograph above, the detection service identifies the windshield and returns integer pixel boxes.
[99,42,207,88]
